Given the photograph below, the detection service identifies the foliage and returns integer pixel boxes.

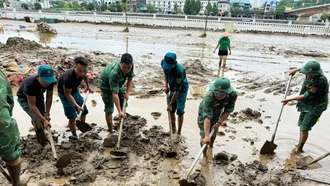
[21,2,28,10]
[34,2,42,10]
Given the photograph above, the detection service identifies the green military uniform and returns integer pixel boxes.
[99,60,135,114]
[0,69,21,162]
[198,78,237,137]
[297,74,328,132]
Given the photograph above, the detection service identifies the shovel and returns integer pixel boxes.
[110,99,128,159]
[76,91,93,133]
[260,75,292,155]
[165,93,177,158]
[179,129,215,186]
[47,127,75,169]
[299,151,330,169]
[0,164,11,183]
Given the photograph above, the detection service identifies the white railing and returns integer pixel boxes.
[1,9,330,36]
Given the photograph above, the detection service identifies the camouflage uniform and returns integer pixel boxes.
[99,60,135,114]
[0,69,21,162]
[297,74,329,132]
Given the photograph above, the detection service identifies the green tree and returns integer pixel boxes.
[80,2,87,10]
[211,2,218,15]
[58,2,65,8]
[68,2,73,8]
[320,13,329,21]
[146,2,155,13]
[184,0,191,14]
[95,3,100,11]
[72,1,80,10]
[34,2,42,10]
[116,3,123,12]
[63,3,69,9]
[205,2,211,15]
[232,7,243,17]
[121,0,129,32]
[196,0,201,14]
[87,3,95,11]
[173,2,178,12]
[108,4,116,11]
[21,2,28,10]
[101,3,107,11]
[275,6,285,19]
[243,9,252,17]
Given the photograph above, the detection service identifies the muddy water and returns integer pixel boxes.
[1,20,330,185]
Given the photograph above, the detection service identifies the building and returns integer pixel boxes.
[145,0,185,13]
[218,0,230,14]
[249,0,261,8]
[10,0,51,9]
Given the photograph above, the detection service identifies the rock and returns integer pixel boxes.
[229,136,235,140]
[218,131,225,136]
[258,164,268,172]
[103,138,116,148]
[230,154,238,161]
[214,151,229,161]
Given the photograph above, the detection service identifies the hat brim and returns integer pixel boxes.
[40,76,56,83]
[210,84,233,95]
[300,68,323,76]
[161,59,175,70]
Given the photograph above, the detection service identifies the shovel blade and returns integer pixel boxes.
[165,151,177,158]
[179,179,192,186]
[55,152,75,169]
[76,120,92,133]
[298,155,322,169]
[260,140,277,155]
[110,150,127,159]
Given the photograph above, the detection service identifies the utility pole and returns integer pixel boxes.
[203,0,210,37]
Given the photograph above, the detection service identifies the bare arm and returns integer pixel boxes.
[64,88,79,107]
[204,117,211,138]
[168,91,179,106]
[113,92,122,113]
[83,75,90,90]
[218,112,230,124]
[126,78,133,95]
[27,95,47,122]
[282,95,305,105]
[45,90,53,114]
[228,44,231,54]
[213,43,220,52]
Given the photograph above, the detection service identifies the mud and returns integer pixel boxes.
[228,108,263,124]
[11,114,187,185]
[37,22,57,34]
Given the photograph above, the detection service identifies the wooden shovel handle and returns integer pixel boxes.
[308,152,330,165]
[47,128,58,160]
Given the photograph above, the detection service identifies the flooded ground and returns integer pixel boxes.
[1,20,330,185]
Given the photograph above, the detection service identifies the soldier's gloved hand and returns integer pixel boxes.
[44,112,51,121]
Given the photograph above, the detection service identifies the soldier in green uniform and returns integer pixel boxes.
[198,77,237,156]
[99,53,135,133]
[0,69,29,186]
[282,61,329,153]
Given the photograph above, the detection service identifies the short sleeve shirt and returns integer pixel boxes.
[17,75,54,100]
[161,62,188,93]
[297,74,329,112]
[99,60,135,94]
[198,90,237,125]
[218,37,230,51]
[57,68,83,94]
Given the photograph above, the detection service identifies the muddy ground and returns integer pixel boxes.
[1,20,330,186]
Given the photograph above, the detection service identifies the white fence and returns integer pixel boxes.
[1,9,330,36]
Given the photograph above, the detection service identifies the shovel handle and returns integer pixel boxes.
[116,99,127,150]
[308,152,330,165]
[0,164,12,183]
[271,75,292,142]
[78,90,90,120]
[185,129,215,179]
[166,93,174,149]
[47,128,58,160]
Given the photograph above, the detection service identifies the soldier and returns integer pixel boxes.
[161,52,189,135]
[99,53,134,133]
[58,57,91,137]
[17,65,56,148]
[282,61,329,153]
[198,77,237,156]
[0,69,29,186]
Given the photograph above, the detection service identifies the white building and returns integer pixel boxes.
[249,0,262,8]
[17,0,51,9]
[145,0,185,12]
[217,0,229,13]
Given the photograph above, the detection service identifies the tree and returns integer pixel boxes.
[34,2,42,10]
[173,2,178,12]
[80,2,87,10]
[211,2,218,15]
[87,3,95,11]
[116,3,123,12]
[196,0,201,14]
[72,1,80,10]
[146,2,155,13]
[121,0,129,32]
[183,0,191,15]
[101,3,107,11]
[275,6,285,19]
[21,2,28,10]
[232,7,243,17]
[320,13,329,21]
[205,2,211,15]
[63,3,69,9]
[243,9,252,17]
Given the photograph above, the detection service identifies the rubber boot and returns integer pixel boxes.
[32,119,48,147]
[6,162,21,186]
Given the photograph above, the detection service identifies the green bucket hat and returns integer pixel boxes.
[210,77,234,95]
[300,61,323,76]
